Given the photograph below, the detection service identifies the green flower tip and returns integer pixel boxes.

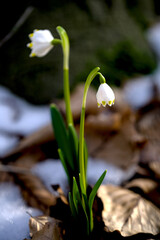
[50,103,57,108]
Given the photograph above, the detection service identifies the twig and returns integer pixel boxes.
[0,6,34,47]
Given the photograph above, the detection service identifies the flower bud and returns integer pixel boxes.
[96,83,115,107]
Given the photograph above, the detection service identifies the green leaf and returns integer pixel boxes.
[68,124,79,170]
[50,104,74,171]
[81,194,90,235]
[69,192,77,217]
[84,140,88,181]
[88,170,107,231]
[79,173,85,196]
[58,149,70,183]
[73,177,81,203]
[88,170,107,212]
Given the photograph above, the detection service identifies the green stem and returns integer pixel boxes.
[79,67,100,194]
[56,26,73,125]
[51,38,62,45]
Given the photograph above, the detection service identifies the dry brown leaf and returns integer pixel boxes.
[57,83,98,121]
[137,106,160,163]
[91,118,144,169]
[125,178,158,194]
[98,185,160,237]
[85,112,121,132]
[125,177,160,209]
[3,125,54,159]
[14,172,58,214]
[149,161,160,179]
[27,215,62,240]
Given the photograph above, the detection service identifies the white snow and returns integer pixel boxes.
[0,85,51,157]
[147,23,160,58]
[0,182,42,240]
[0,133,19,157]
[0,86,50,136]
[32,158,136,194]
[123,75,154,109]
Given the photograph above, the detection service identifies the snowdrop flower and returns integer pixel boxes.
[96,83,115,107]
[27,29,54,57]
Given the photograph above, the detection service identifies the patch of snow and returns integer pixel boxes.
[87,158,135,186]
[0,85,51,136]
[32,159,69,194]
[32,158,135,195]
[152,62,160,93]
[0,182,42,240]
[147,23,160,58]
[123,75,153,109]
[0,133,19,157]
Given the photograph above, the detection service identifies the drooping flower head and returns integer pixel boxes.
[96,83,115,107]
[27,29,54,57]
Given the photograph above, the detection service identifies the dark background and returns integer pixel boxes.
[0,0,160,104]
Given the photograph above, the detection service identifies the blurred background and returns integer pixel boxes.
[0,0,160,104]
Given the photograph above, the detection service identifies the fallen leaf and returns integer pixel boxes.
[85,112,121,133]
[28,215,62,240]
[137,105,160,163]
[125,177,160,209]
[57,83,98,121]
[125,178,158,194]
[98,185,160,236]
[91,118,144,169]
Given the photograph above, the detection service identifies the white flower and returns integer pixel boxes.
[27,29,54,57]
[96,83,115,107]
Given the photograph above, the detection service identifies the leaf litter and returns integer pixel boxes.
[1,85,160,239]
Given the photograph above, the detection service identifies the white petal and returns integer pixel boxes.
[31,30,54,43]
[96,83,115,107]
[28,29,54,57]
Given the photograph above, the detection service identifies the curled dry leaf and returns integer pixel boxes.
[27,215,62,240]
[125,177,160,209]
[125,178,158,195]
[98,185,160,237]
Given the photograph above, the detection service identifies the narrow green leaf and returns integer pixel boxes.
[88,170,107,232]
[68,124,79,170]
[50,104,74,170]
[58,149,70,182]
[84,140,88,181]
[72,177,81,213]
[88,170,107,211]
[81,194,90,235]
[73,177,81,203]
[69,192,77,217]
[79,173,85,196]
[90,208,93,232]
